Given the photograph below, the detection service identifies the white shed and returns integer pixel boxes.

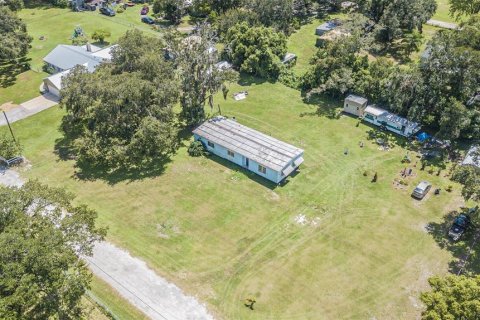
[343,95,368,116]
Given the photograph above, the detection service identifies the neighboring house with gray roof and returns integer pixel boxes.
[462,145,480,168]
[193,116,304,184]
[42,44,116,97]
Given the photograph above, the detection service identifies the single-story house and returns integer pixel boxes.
[343,94,368,117]
[462,145,479,168]
[42,44,116,97]
[363,105,421,137]
[315,20,340,36]
[193,116,304,184]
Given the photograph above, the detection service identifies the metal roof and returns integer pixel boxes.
[346,94,368,105]
[43,44,114,71]
[193,116,304,172]
[317,22,338,31]
[365,105,420,130]
[364,105,387,117]
[44,69,72,90]
[462,145,480,167]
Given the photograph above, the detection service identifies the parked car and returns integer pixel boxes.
[141,16,155,24]
[126,1,135,6]
[411,181,432,199]
[100,7,115,16]
[448,213,471,241]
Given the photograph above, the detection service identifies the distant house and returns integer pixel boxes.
[343,96,420,137]
[42,44,116,97]
[462,146,480,168]
[317,29,351,46]
[193,116,304,184]
[215,61,232,71]
[343,94,368,117]
[315,20,340,36]
[341,1,357,10]
[363,105,421,137]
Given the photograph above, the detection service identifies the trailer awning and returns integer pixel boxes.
[282,157,304,176]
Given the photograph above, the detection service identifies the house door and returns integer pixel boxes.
[245,158,249,168]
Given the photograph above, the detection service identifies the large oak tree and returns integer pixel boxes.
[0,181,106,319]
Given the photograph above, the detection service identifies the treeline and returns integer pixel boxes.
[302,15,480,141]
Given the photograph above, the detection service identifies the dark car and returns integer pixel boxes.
[141,16,155,24]
[100,7,115,16]
[448,214,471,241]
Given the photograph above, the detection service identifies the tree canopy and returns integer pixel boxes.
[449,0,480,19]
[61,30,180,168]
[0,181,106,319]
[0,7,32,61]
[224,22,287,78]
[421,275,480,320]
[302,14,480,140]
[168,25,238,125]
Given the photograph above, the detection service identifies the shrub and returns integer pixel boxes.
[116,7,124,13]
[188,140,207,157]
[278,67,299,89]
[0,134,22,159]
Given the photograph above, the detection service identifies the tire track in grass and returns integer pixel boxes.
[218,153,391,318]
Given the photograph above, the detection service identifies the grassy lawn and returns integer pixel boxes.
[88,276,150,320]
[433,0,454,22]
[287,19,322,76]
[2,77,467,319]
[0,5,158,105]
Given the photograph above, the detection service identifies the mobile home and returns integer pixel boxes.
[193,116,304,184]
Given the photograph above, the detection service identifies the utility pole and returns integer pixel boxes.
[3,111,17,144]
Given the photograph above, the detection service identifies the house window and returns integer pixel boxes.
[227,150,234,157]
[258,165,266,174]
[207,141,214,148]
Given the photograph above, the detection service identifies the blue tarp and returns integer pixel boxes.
[416,132,431,142]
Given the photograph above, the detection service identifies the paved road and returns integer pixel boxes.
[426,19,459,30]
[0,93,59,126]
[0,168,214,320]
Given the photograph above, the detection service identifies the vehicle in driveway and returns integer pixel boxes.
[448,213,471,241]
[141,16,155,24]
[411,181,432,199]
[100,7,115,16]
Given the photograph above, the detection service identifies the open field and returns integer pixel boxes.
[0,5,158,105]
[433,0,454,23]
[2,77,466,319]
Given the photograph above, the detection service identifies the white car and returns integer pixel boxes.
[412,181,432,199]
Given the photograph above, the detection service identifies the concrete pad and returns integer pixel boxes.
[0,94,59,126]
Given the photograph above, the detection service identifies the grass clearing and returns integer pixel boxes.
[2,77,464,319]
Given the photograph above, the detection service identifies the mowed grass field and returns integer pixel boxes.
[2,78,465,319]
[0,6,157,105]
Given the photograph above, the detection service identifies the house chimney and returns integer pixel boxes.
[86,43,92,52]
